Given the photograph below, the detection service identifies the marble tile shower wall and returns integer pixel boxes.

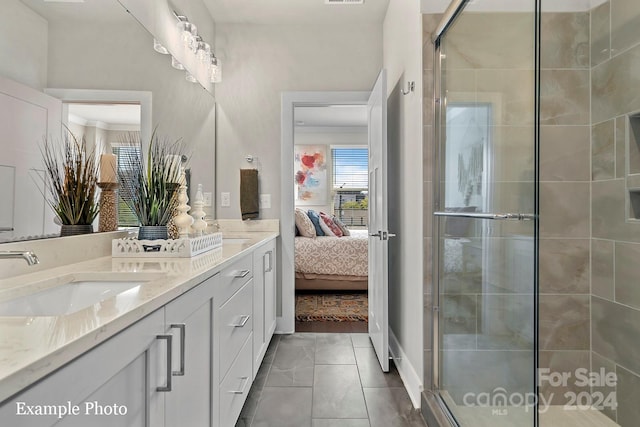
[590,0,640,425]
[538,10,592,409]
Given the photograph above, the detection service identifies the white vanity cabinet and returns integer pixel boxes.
[164,273,217,427]
[252,238,277,376]
[0,308,166,427]
[213,252,254,427]
[0,234,279,427]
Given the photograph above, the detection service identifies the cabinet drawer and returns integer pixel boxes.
[219,334,253,427]
[218,279,253,379]
[217,253,253,305]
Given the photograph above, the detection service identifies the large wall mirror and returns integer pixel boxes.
[0,0,216,243]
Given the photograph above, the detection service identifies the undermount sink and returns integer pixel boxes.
[223,238,250,244]
[0,273,156,317]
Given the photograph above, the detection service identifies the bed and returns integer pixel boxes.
[295,229,368,291]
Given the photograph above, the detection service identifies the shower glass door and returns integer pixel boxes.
[433,1,538,426]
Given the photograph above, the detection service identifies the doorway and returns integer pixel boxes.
[292,104,370,333]
[279,92,370,334]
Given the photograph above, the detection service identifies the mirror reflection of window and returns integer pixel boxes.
[444,104,492,212]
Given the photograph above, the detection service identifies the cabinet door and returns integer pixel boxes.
[253,238,277,375]
[0,309,166,427]
[164,277,214,427]
[264,240,277,340]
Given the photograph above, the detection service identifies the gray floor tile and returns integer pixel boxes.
[315,344,356,364]
[280,333,317,346]
[313,365,368,419]
[252,387,313,427]
[312,419,370,427]
[351,333,373,348]
[364,388,427,427]
[316,333,353,346]
[266,342,315,387]
[354,347,404,388]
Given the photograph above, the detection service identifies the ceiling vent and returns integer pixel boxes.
[325,0,364,4]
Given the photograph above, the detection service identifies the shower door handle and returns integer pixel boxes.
[434,212,536,221]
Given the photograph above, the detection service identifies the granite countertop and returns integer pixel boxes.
[0,231,278,403]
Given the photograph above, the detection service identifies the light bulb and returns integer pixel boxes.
[197,41,211,63]
[210,57,222,83]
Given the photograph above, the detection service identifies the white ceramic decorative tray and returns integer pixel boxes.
[112,232,223,258]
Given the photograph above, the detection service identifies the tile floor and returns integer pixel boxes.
[236,333,427,427]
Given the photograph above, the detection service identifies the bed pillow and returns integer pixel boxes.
[332,215,351,236]
[295,208,316,237]
[306,210,325,236]
[317,214,336,236]
[320,212,343,237]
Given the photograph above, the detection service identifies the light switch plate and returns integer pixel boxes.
[203,192,212,207]
[221,192,230,207]
[260,194,271,209]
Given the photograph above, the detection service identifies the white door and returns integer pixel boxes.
[368,69,390,372]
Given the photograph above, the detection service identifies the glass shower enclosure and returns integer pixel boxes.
[432,0,539,425]
[431,0,639,426]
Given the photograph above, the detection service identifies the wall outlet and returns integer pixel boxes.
[260,194,271,209]
[203,192,212,207]
[221,192,231,207]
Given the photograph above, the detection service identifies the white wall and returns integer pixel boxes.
[384,0,424,407]
[294,129,367,214]
[0,0,48,90]
[214,23,382,220]
[46,18,216,213]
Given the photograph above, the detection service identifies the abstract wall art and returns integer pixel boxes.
[294,145,327,205]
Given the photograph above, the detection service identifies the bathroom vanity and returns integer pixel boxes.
[0,232,278,427]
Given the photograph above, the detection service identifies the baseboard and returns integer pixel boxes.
[389,328,423,409]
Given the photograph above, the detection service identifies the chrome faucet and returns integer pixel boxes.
[0,251,40,266]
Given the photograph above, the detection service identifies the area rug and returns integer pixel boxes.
[295,292,368,322]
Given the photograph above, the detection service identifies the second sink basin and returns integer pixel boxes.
[0,273,156,316]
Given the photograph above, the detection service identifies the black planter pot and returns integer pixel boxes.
[138,225,168,240]
[60,224,94,237]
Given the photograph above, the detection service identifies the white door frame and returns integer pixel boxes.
[278,91,370,334]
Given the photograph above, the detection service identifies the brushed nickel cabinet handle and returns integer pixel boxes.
[234,270,250,278]
[228,376,250,394]
[156,334,173,392]
[231,315,251,328]
[170,324,186,376]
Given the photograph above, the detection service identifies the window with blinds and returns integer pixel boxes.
[332,147,368,228]
[112,145,141,227]
[332,147,368,190]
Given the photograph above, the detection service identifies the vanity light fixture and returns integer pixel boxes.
[153,38,169,55]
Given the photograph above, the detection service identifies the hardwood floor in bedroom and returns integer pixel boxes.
[235,333,427,427]
[295,321,368,333]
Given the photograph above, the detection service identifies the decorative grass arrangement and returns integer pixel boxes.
[117,131,184,227]
[41,130,99,226]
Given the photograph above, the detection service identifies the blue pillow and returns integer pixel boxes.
[306,210,325,236]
